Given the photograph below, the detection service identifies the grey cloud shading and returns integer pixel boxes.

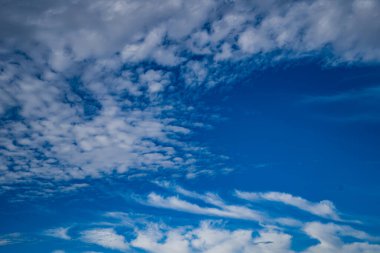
[1,0,380,197]
[1,0,380,64]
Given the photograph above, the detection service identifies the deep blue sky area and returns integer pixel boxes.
[194,63,380,216]
[1,1,380,252]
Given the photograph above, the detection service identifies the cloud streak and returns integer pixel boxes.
[80,228,129,251]
[146,192,265,223]
[235,190,340,220]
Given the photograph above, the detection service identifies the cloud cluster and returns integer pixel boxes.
[130,220,380,253]
[131,221,294,253]
[41,198,380,253]
[0,53,214,195]
[1,0,380,196]
[44,221,375,253]
[2,0,380,64]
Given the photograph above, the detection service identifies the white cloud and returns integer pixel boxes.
[0,233,23,246]
[80,228,128,252]
[145,192,264,223]
[0,55,209,196]
[302,222,380,253]
[1,0,380,64]
[130,220,380,253]
[40,184,380,253]
[0,239,11,246]
[150,183,304,227]
[131,220,294,253]
[236,190,340,220]
[139,70,171,94]
[40,212,380,253]
[1,0,380,197]
[44,227,71,240]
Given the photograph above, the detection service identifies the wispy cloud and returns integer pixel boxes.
[0,233,23,246]
[235,190,340,221]
[80,228,129,252]
[302,85,380,122]
[44,212,380,253]
[36,182,380,253]
[144,184,306,227]
[44,227,71,240]
[146,192,265,223]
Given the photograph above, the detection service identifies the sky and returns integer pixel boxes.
[0,0,380,252]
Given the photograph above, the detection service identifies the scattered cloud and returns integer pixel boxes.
[131,220,380,253]
[1,0,380,197]
[235,190,340,220]
[131,220,293,253]
[44,227,71,240]
[46,215,380,253]
[80,228,128,252]
[2,0,380,64]
[144,184,307,227]
[1,1,379,252]
[37,183,380,253]
[0,233,23,246]
[302,222,380,253]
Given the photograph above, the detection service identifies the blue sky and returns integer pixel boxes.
[1,0,380,252]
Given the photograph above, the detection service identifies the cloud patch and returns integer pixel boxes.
[235,190,340,220]
[80,228,129,251]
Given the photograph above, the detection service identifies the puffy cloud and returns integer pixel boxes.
[235,190,340,220]
[80,228,128,251]
[1,0,380,197]
[302,222,380,253]
[41,185,380,253]
[130,220,380,253]
[0,54,210,196]
[131,221,294,253]
[1,0,380,64]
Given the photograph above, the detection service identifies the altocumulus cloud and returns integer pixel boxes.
[1,1,380,252]
[1,0,380,196]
